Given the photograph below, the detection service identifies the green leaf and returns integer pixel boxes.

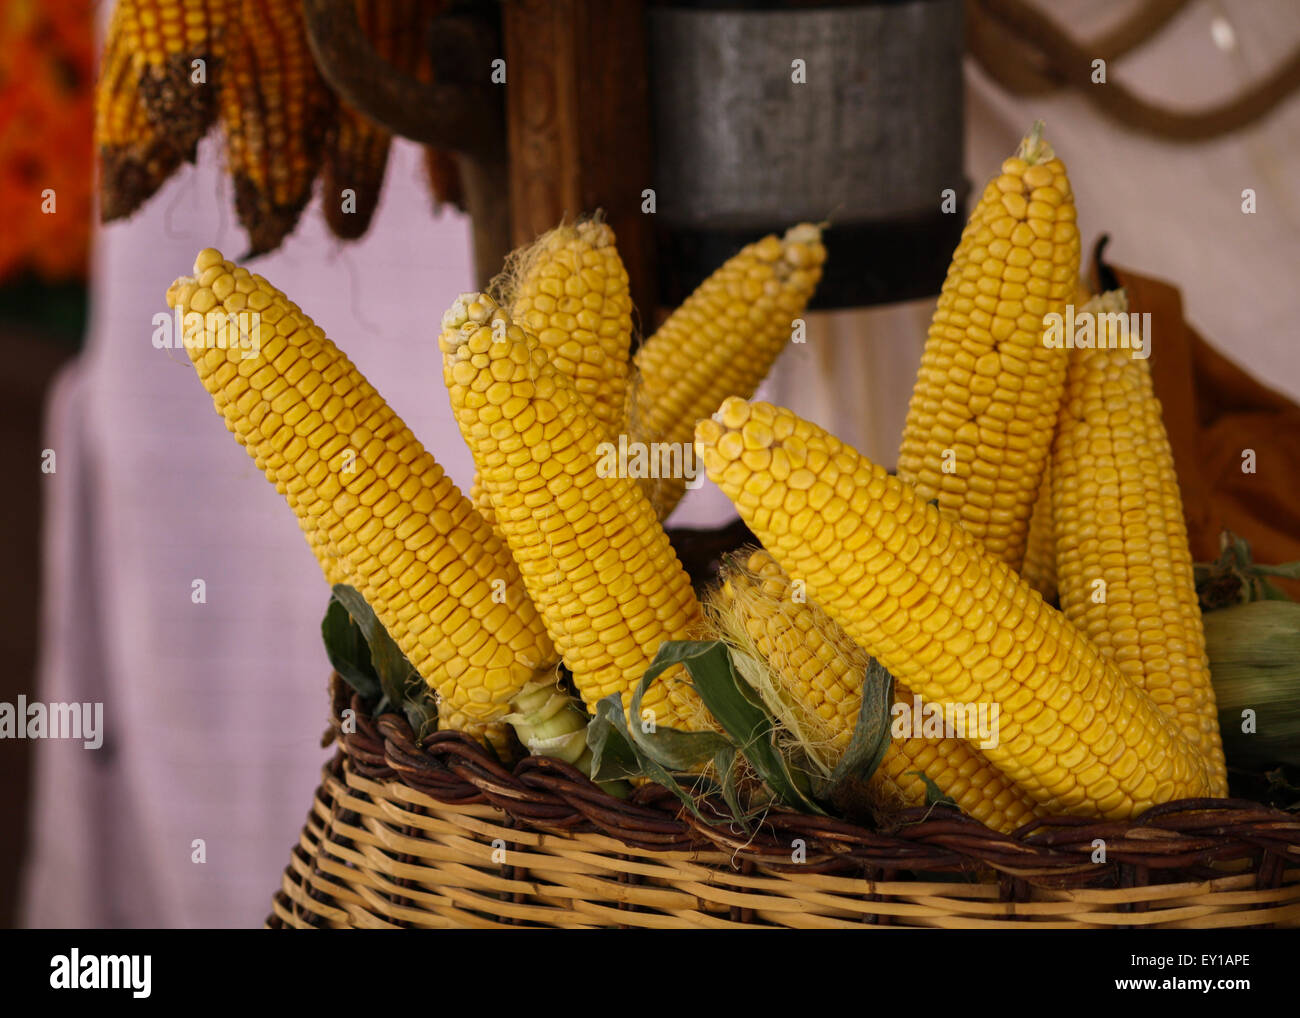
[627,642,736,771]
[586,695,644,783]
[908,770,957,808]
[1254,561,1300,580]
[1260,579,1294,601]
[636,640,826,816]
[320,595,381,701]
[587,695,712,822]
[330,584,437,737]
[816,658,894,808]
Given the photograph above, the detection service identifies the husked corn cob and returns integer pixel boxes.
[628,224,825,519]
[321,0,432,240]
[441,293,706,729]
[116,0,230,158]
[505,219,633,437]
[697,398,1212,818]
[1021,462,1057,602]
[712,549,1040,833]
[897,122,1079,570]
[96,5,184,221]
[168,249,553,737]
[1053,291,1227,795]
[220,0,335,254]
[472,219,635,529]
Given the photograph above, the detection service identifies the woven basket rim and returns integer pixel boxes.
[327,675,1300,893]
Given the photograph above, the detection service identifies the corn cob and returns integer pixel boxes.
[897,122,1079,570]
[168,249,553,737]
[96,4,184,221]
[627,224,825,519]
[712,549,1040,833]
[1020,461,1057,602]
[504,219,633,438]
[440,293,706,729]
[219,0,335,255]
[697,398,1212,818]
[472,219,634,529]
[115,0,230,159]
[424,146,464,212]
[321,0,431,240]
[1053,291,1227,795]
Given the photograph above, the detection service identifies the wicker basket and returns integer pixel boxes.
[267,678,1300,929]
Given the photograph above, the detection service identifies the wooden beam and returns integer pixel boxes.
[503,0,656,322]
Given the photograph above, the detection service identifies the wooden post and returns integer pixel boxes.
[502,0,656,322]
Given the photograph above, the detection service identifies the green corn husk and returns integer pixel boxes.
[1205,600,1300,768]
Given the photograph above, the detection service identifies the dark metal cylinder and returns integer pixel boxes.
[648,0,966,309]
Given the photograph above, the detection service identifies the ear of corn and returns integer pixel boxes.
[424,146,465,212]
[697,397,1212,818]
[897,122,1079,570]
[440,293,706,729]
[627,224,826,519]
[1052,291,1227,795]
[472,218,635,530]
[321,0,433,240]
[503,218,634,439]
[168,249,554,739]
[115,0,231,159]
[712,549,1040,834]
[1020,461,1057,602]
[220,0,335,255]
[96,4,184,221]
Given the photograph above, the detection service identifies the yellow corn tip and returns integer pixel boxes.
[220,0,335,254]
[116,0,232,157]
[505,219,633,440]
[713,549,1039,834]
[628,223,826,519]
[96,5,184,221]
[168,249,554,729]
[1020,461,1057,602]
[440,292,707,730]
[697,397,1212,819]
[1052,291,1227,795]
[897,122,1080,570]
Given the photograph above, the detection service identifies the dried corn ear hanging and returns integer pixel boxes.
[711,549,1040,834]
[321,0,434,240]
[96,5,184,221]
[168,250,553,740]
[697,398,1212,819]
[441,293,707,730]
[628,224,826,519]
[897,121,1079,570]
[219,0,335,255]
[1052,291,1227,795]
[115,0,233,159]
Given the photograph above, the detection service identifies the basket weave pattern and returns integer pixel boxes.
[268,679,1300,929]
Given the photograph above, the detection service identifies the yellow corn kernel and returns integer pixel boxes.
[698,398,1212,819]
[898,122,1080,569]
[1052,291,1226,795]
[168,249,555,739]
